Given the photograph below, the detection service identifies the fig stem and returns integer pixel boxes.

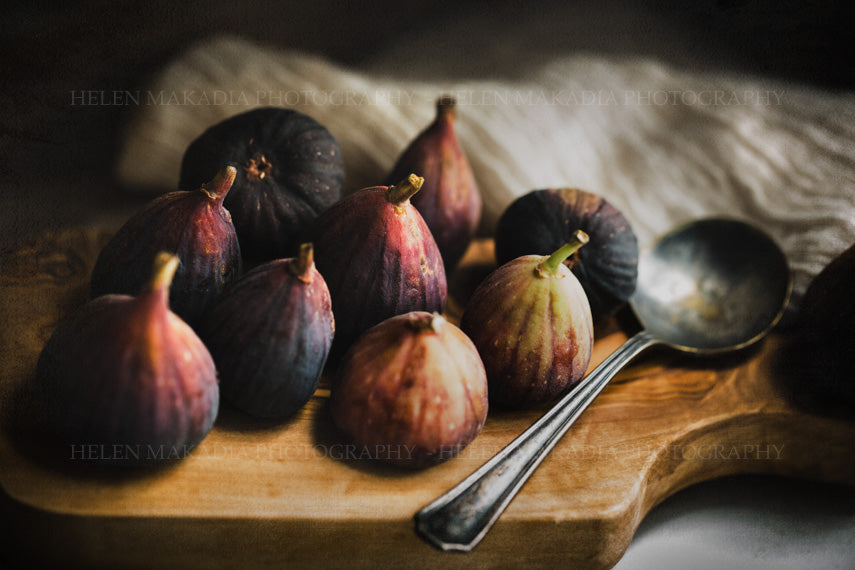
[436,96,457,120]
[386,174,424,205]
[537,230,590,276]
[201,166,237,202]
[407,312,445,333]
[148,252,179,293]
[291,243,315,283]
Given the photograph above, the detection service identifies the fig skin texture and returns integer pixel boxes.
[179,107,345,261]
[797,241,855,411]
[310,174,447,357]
[198,243,334,420]
[386,96,482,272]
[494,188,638,322]
[90,166,242,327]
[330,312,488,469]
[35,253,219,461]
[461,232,594,409]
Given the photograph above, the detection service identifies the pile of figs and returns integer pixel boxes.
[34,101,645,468]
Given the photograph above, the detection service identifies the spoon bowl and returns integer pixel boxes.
[415,217,792,552]
[632,218,791,353]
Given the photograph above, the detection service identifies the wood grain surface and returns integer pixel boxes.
[1,229,854,569]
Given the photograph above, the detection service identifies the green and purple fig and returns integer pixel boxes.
[90,166,242,326]
[495,188,638,322]
[386,96,482,272]
[35,253,219,460]
[461,231,594,408]
[179,107,345,261]
[198,243,334,419]
[310,174,447,357]
[330,311,488,469]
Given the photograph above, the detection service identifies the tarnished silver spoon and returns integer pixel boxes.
[415,217,792,552]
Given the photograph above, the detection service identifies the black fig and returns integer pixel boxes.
[35,253,219,460]
[461,232,594,409]
[797,240,855,411]
[179,107,345,261]
[495,188,638,322]
[311,174,447,356]
[90,166,242,326]
[198,243,334,419]
[330,312,488,469]
[386,96,482,272]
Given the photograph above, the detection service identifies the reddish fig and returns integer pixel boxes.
[386,97,482,272]
[179,107,345,261]
[35,253,219,460]
[91,166,242,326]
[311,174,447,356]
[330,312,488,469]
[495,188,638,321]
[198,243,334,419]
[461,231,594,408]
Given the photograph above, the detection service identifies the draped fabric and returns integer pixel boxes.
[117,36,855,315]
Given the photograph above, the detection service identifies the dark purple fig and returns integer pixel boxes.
[198,243,334,419]
[495,188,638,322]
[461,231,594,409]
[330,311,488,469]
[386,96,482,272]
[35,253,219,460]
[90,166,242,326]
[310,174,447,357]
[179,107,345,261]
[797,241,855,410]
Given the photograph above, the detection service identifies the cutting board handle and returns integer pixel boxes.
[415,331,659,551]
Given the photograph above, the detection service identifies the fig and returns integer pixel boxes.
[330,312,488,469]
[797,240,855,410]
[494,188,638,322]
[461,231,594,408]
[179,107,345,261]
[90,166,242,327]
[35,253,219,460]
[386,96,482,272]
[197,243,334,419]
[310,174,447,357]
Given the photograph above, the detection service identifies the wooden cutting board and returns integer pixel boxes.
[1,228,853,569]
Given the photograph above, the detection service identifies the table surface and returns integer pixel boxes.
[2,2,853,569]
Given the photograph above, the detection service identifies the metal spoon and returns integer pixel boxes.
[414,217,792,552]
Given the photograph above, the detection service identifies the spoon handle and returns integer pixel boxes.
[414,330,658,552]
